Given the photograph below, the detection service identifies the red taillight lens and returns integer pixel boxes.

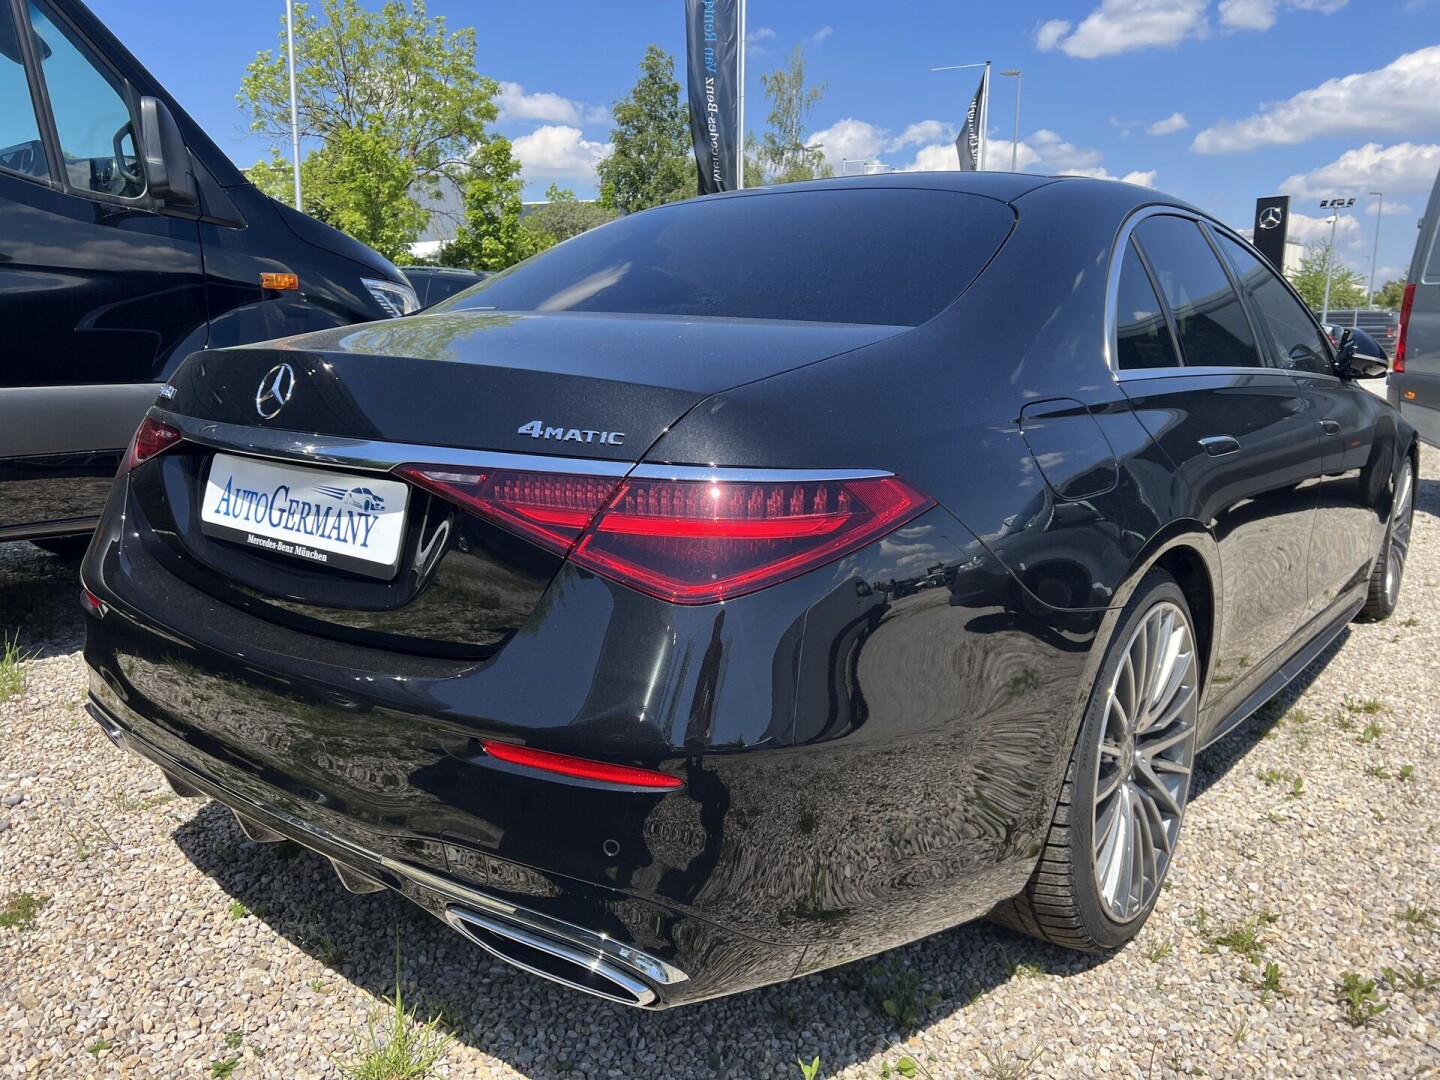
[480,739,684,790]
[120,417,182,475]
[572,474,934,602]
[1395,283,1415,374]
[397,464,934,604]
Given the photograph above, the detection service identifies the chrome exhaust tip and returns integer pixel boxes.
[231,809,285,844]
[444,905,660,1008]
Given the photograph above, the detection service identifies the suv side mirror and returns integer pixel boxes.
[1336,326,1389,380]
[138,96,197,208]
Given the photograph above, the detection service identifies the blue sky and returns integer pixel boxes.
[87,0,1439,282]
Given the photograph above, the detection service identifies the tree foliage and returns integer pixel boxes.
[753,45,831,184]
[518,185,619,257]
[1289,240,1368,312]
[1373,277,1406,309]
[438,136,526,272]
[596,45,694,213]
[239,0,496,257]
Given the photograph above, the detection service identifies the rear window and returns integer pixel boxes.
[439,188,1015,327]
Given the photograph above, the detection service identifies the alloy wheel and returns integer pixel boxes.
[1385,460,1414,607]
[1091,600,1198,923]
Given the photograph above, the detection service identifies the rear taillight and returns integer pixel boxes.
[1395,283,1415,374]
[396,465,934,603]
[120,417,182,475]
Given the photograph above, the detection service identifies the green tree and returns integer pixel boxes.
[439,135,526,271]
[596,45,694,213]
[303,129,427,262]
[519,184,619,256]
[754,45,831,184]
[1289,240,1368,312]
[239,0,497,250]
[244,156,293,203]
[1373,277,1407,309]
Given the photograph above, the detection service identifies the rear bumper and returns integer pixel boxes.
[84,691,793,1008]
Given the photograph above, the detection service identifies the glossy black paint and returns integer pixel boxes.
[400,266,488,309]
[81,173,1416,1006]
[0,0,405,539]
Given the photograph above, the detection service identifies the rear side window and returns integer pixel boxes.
[1115,238,1181,370]
[1133,215,1263,368]
[1217,233,1333,376]
[0,4,49,180]
[27,1,143,199]
[442,189,1015,326]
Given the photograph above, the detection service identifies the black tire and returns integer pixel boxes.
[31,535,91,559]
[992,569,1200,952]
[1359,452,1415,622]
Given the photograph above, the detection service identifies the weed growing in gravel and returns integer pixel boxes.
[1257,961,1284,1003]
[0,631,36,697]
[1336,972,1389,1027]
[1256,767,1296,786]
[1231,1018,1251,1044]
[1381,964,1439,993]
[1401,616,1420,627]
[878,1057,922,1078]
[225,1031,243,1051]
[64,812,116,860]
[1365,765,1393,779]
[1343,695,1387,715]
[311,979,332,994]
[796,1056,821,1080]
[1401,904,1438,932]
[1285,777,1305,799]
[1145,937,1175,963]
[84,1040,112,1058]
[227,900,249,920]
[1205,910,1278,964]
[978,1044,1043,1079]
[1399,764,1415,781]
[0,891,49,929]
[209,1056,239,1078]
[1359,720,1384,744]
[867,955,939,1031]
[341,945,451,1080]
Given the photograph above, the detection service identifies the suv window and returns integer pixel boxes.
[0,4,49,180]
[1216,232,1334,376]
[27,1,143,199]
[1133,215,1263,368]
[1115,238,1181,370]
[442,189,1016,327]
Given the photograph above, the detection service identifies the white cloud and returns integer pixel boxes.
[909,144,967,172]
[899,126,1151,183]
[1366,199,1413,216]
[1193,46,1440,153]
[1147,112,1189,135]
[1121,169,1159,187]
[746,26,776,44]
[510,125,610,179]
[809,118,889,170]
[1286,210,1363,246]
[1279,142,1440,198]
[890,121,955,150]
[809,25,834,45]
[1036,0,1208,58]
[1035,18,1072,51]
[497,82,584,125]
[1218,0,1348,31]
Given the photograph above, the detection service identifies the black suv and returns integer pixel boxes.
[0,0,417,551]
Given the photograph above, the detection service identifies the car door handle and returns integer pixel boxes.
[1199,435,1241,457]
[1319,419,1342,436]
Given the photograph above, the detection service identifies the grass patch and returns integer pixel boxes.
[866,955,940,1031]
[210,1057,239,1079]
[1336,972,1389,1027]
[227,900,249,920]
[1381,964,1439,993]
[978,1045,1044,1079]
[341,944,451,1080]
[1257,960,1284,1002]
[0,631,36,697]
[1359,720,1384,744]
[0,891,49,929]
[1144,937,1175,963]
[1401,904,1438,932]
[85,1040,113,1058]
[1204,909,1278,964]
[1342,695,1387,715]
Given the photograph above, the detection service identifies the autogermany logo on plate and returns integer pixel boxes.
[255,363,296,419]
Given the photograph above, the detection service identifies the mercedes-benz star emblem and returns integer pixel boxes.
[255,363,296,419]
[1258,207,1284,230]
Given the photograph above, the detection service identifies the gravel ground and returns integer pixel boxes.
[2,447,1438,1080]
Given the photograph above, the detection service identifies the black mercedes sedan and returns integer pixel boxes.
[79,173,1417,1008]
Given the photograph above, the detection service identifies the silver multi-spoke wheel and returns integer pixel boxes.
[1091,600,1198,923]
[1385,460,1414,607]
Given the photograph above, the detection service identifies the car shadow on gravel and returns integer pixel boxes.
[171,799,1106,1078]
[1417,473,1439,521]
[0,543,85,661]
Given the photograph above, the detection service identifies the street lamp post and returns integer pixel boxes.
[1321,213,1339,324]
[285,0,302,211]
[1000,69,1021,171]
[1367,191,1383,308]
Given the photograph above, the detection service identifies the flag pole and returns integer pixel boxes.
[736,0,746,188]
[979,60,991,170]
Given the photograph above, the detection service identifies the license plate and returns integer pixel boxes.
[200,453,410,579]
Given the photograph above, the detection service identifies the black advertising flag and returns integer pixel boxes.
[1252,195,1291,270]
[954,74,985,171]
[684,0,741,194]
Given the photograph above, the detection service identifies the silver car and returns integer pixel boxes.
[1389,166,1440,447]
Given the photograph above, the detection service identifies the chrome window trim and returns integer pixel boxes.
[1104,205,1273,380]
[629,463,891,483]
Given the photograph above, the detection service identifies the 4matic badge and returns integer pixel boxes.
[517,420,626,446]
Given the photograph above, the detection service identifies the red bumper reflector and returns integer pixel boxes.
[120,417,183,476]
[480,739,684,789]
[80,588,107,618]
